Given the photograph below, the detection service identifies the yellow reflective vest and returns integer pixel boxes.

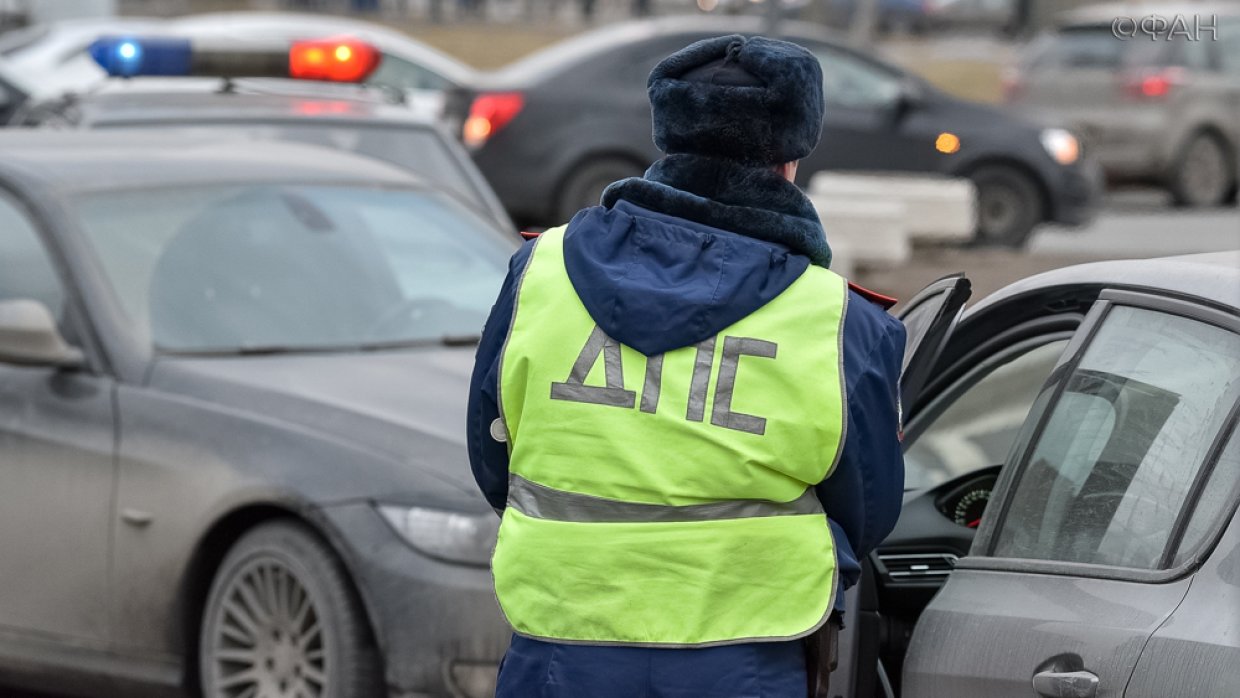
[492,225,848,646]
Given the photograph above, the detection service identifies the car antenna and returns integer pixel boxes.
[217,76,237,94]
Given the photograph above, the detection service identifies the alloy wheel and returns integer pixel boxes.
[206,558,329,698]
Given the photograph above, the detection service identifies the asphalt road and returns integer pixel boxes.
[859,189,1239,303]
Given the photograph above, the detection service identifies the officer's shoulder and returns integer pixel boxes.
[843,281,906,343]
[847,281,898,311]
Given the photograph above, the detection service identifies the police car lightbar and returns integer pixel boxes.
[88,36,382,83]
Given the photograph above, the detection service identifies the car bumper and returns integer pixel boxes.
[1045,157,1104,228]
[318,503,509,698]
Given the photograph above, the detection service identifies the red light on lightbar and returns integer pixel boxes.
[289,37,380,82]
[463,92,524,149]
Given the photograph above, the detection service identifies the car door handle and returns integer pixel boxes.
[1032,670,1099,698]
[121,508,154,527]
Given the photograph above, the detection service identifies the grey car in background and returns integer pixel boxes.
[1005,2,1240,206]
[0,133,513,698]
[12,78,514,231]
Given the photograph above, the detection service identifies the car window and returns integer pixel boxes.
[814,48,902,109]
[904,339,1069,490]
[72,184,512,352]
[368,53,451,92]
[1024,26,1164,71]
[1172,420,1240,566]
[993,306,1240,569]
[0,189,63,318]
[98,121,493,220]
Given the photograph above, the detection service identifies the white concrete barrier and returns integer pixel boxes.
[808,195,909,272]
[809,172,976,244]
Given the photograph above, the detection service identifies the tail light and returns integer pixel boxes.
[1121,67,1184,100]
[463,92,524,150]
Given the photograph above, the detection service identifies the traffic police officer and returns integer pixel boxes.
[468,34,906,698]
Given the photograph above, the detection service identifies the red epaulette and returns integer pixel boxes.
[847,281,899,311]
[519,230,542,240]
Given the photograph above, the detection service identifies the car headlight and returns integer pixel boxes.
[377,504,499,567]
[1040,128,1080,165]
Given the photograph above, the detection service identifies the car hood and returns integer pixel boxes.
[148,346,481,500]
[933,92,1047,135]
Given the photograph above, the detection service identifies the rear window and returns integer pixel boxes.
[97,121,486,216]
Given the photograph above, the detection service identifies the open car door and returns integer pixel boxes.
[832,274,971,698]
[895,273,972,413]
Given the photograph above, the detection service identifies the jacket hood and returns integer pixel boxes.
[563,199,808,356]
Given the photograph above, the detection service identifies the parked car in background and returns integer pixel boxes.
[1006,2,1240,207]
[0,132,515,698]
[0,11,476,116]
[449,16,1100,246]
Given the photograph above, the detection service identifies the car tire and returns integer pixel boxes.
[556,157,644,224]
[1168,131,1234,208]
[969,165,1043,248]
[199,520,382,698]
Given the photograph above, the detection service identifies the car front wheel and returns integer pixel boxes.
[969,165,1043,248]
[199,520,382,698]
[1168,131,1233,208]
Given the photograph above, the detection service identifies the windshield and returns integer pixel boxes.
[73,184,513,353]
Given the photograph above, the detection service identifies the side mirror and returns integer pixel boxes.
[0,299,85,368]
[893,79,927,122]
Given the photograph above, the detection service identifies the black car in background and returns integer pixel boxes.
[13,78,514,231]
[448,16,1101,246]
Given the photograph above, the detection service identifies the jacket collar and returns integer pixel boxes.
[600,153,832,268]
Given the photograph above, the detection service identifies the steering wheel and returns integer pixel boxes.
[363,297,457,341]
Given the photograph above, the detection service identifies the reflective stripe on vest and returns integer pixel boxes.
[493,225,848,647]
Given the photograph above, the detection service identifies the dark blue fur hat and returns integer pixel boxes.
[648,35,824,166]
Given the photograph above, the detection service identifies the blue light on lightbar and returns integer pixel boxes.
[89,36,192,78]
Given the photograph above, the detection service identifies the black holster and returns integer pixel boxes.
[804,613,841,698]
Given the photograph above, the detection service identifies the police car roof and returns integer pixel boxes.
[970,250,1240,314]
[61,81,431,127]
[0,130,422,193]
